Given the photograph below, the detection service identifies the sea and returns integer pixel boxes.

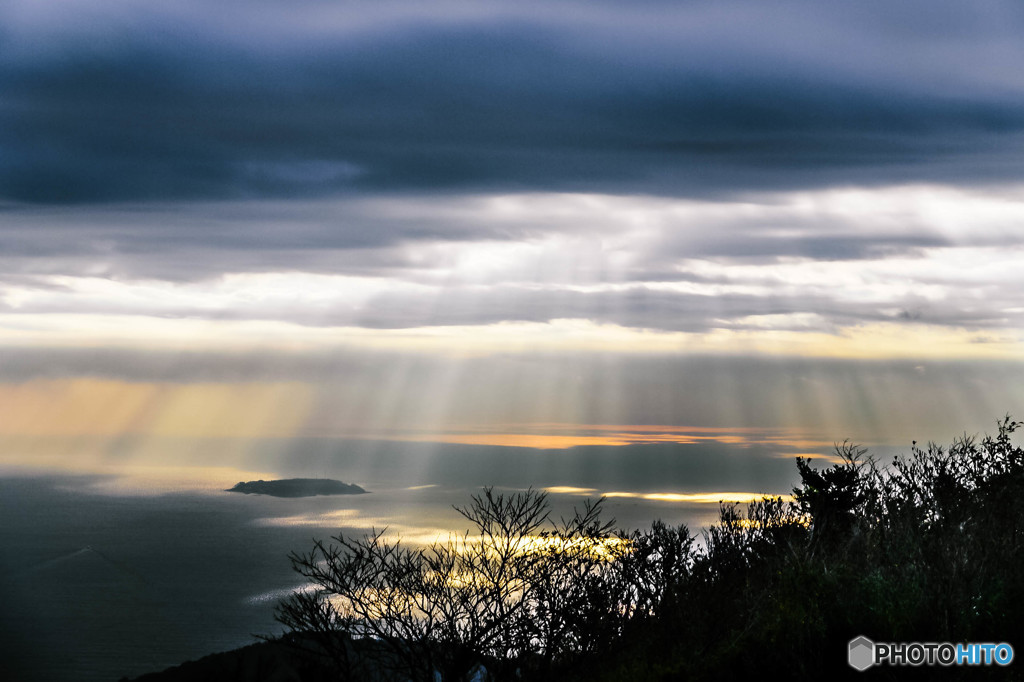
[0,438,801,681]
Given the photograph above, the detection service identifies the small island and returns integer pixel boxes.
[226,478,367,498]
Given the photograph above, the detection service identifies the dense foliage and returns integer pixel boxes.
[277,418,1024,680]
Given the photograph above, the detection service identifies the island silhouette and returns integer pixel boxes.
[226,478,367,498]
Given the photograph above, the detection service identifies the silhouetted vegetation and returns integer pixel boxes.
[276,417,1024,680]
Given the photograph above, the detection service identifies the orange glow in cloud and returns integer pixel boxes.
[389,433,640,449]
[0,378,314,438]
[379,423,828,450]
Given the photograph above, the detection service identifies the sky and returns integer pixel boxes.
[3,0,1024,497]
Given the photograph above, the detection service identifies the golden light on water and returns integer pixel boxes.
[604,491,795,505]
[505,534,632,561]
[543,487,795,505]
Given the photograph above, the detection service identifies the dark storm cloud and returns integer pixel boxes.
[3,0,1024,203]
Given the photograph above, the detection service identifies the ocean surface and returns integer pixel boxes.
[0,439,803,681]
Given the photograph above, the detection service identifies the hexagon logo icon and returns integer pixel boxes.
[848,636,874,671]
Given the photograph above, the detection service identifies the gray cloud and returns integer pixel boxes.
[3,0,1024,203]
[1,187,1022,335]
[0,197,540,281]
[3,269,1018,334]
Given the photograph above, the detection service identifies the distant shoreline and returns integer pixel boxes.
[226,478,367,498]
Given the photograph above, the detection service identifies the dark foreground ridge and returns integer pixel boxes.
[226,478,367,498]
[123,639,302,682]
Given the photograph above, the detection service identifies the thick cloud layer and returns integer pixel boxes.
[1,188,1022,337]
[3,0,1024,202]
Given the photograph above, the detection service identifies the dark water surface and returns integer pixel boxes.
[0,476,471,681]
[0,440,795,680]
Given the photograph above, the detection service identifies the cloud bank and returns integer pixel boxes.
[3,0,1024,202]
